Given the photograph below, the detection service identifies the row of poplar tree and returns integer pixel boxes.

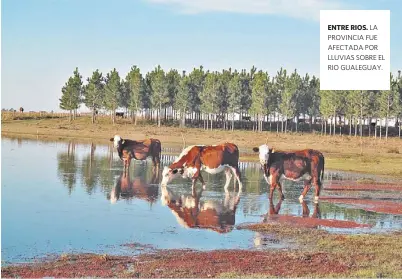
[59,65,402,137]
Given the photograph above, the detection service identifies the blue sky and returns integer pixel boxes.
[2,0,402,112]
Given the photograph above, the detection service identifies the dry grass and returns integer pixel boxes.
[2,116,402,177]
[243,223,402,278]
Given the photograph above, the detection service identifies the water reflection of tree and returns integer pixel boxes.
[57,142,77,195]
[80,143,101,194]
[97,146,117,197]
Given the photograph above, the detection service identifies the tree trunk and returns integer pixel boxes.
[158,104,161,127]
[276,114,279,134]
[91,108,95,124]
[210,114,213,131]
[284,116,288,134]
[349,116,352,136]
[321,120,324,136]
[69,109,72,122]
[379,122,382,139]
[333,110,336,136]
[232,112,235,131]
[385,111,389,140]
[182,110,186,128]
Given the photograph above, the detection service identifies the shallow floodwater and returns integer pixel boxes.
[2,137,402,264]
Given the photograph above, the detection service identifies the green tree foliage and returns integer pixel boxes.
[174,71,190,128]
[83,69,104,124]
[200,71,220,130]
[250,70,269,132]
[61,65,402,139]
[228,71,242,130]
[280,69,300,132]
[378,74,400,139]
[188,66,205,114]
[104,68,122,124]
[306,76,320,129]
[125,66,144,125]
[59,67,83,121]
[239,69,252,117]
[149,65,169,127]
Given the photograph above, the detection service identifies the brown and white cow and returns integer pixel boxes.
[109,170,159,204]
[160,186,240,233]
[252,144,324,203]
[160,143,243,192]
[110,135,161,173]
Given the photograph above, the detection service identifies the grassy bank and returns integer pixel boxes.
[2,116,402,177]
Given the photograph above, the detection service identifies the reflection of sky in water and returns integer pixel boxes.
[1,137,401,264]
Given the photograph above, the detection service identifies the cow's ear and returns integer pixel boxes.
[172,169,178,174]
[252,147,259,153]
[110,138,114,142]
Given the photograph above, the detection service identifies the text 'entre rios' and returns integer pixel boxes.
[327,24,376,30]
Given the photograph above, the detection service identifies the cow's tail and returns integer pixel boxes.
[156,139,162,157]
[321,156,325,182]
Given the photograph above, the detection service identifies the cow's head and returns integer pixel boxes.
[160,166,185,186]
[110,135,123,148]
[110,135,125,159]
[252,144,271,166]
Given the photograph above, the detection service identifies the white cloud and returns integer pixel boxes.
[144,0,353,21]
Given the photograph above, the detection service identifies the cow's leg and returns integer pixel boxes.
[224,168,233,192]
[191,168,205,190]
[299,178,312,203]
[301,200,310,217]
[198,173,206,190]
[276,181,285,200]
[312,202,321,218]
[230,166,243,193]
[312,177,322,203]
[152,154,161,173]
[269,175,279,200]
[123,159,128,174]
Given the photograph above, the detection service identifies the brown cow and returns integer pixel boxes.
[252,144,324,203]
[160,186,240,233]
[108,170,159,204]
[160,143,243,192]
[110,135,161,173]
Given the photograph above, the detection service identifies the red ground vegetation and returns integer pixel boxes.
[2,250,351,278]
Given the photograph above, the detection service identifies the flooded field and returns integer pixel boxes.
[2,136,402,265]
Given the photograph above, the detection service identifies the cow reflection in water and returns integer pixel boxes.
[108,170,160,204]
[161,186,240,233]
[264,199,321,221]
[254,200,321,248]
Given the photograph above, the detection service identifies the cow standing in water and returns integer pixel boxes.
[110,135,161,173]
[252,144,324,203]
[160,143,243,192]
